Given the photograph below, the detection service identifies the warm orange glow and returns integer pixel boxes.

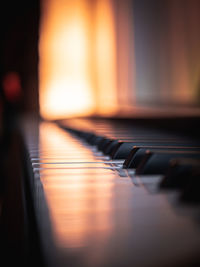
[39,0,119,120]
[39,0,95,119]
[94,0,118,115]
[39,0,200,120]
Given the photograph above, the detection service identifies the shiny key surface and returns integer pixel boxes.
[22,119,200,267]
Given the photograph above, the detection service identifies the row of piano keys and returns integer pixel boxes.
[22,118,200,267]
[59,118,200,203]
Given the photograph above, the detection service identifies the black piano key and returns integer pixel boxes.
[97,137,112,151]
[88,135,105,146]
[110,142,168,160]
[123,147,152,168]
[159,158,200,189]
[136,151,200,175]
[180,168,200,203]
[124,146,200,169]
[84,132,95,141]
[103,140,119,155]
[85,133,97,143]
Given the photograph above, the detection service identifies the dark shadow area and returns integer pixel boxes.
[0,1,43,266]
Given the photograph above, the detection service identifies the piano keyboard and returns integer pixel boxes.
[22,118,200,267]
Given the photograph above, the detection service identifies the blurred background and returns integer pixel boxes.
[1,0,200,123]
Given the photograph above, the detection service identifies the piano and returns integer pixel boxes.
[18,115,200,267]
[1,1,200,267]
